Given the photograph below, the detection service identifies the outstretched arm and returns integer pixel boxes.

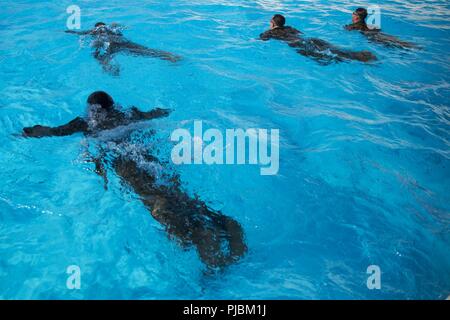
[65,30,92,35]
[129,107,172,122]
[22,117,88,138]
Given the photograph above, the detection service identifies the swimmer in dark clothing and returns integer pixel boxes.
[260,14,377,64]
[345,8,417,49]
[22,91,247,269]
[66,22,181,75]
[22,91,169,137]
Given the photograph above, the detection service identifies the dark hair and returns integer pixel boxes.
[354,8,368,20]
[95,22,106,28]
[87,91,114,109]
[272,14,286,27]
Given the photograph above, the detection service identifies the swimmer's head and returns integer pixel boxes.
[95,22,106,28]
[92,22,108,34]
[352,8,368,24]
[270,14,286,29]
[87,91,114,110]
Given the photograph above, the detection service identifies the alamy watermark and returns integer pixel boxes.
[66,5,81,30]
[367,5,381,29]
[366,265,381,290]
[66,265,81,290]
[170,121,279,175]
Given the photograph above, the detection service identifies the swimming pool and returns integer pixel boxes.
[0,0,449,299]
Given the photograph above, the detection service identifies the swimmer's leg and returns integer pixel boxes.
[329,47,377,63]
[310,39,377,62]
[194,213,247,268]
[112,156,246,268]
[296,48,338,65]
[119,41,181,63]
[366,32,418,49]
[292,39,342,65]
[295,38,376,64]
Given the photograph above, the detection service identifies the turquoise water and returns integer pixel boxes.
[0,0,449,299]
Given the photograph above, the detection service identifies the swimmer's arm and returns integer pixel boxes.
[344,24,355,31]
[291,27,303,35]
[22,117,88,138]
[65,29,92,35]
[259,31,272,41]
[92,156,109,190]
[129,107,172,122]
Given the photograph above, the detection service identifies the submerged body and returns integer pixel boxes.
[66,23,181,75]
[260,25,376,64]
[22,92,247,269]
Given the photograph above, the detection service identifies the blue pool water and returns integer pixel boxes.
[0,0,449,299]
